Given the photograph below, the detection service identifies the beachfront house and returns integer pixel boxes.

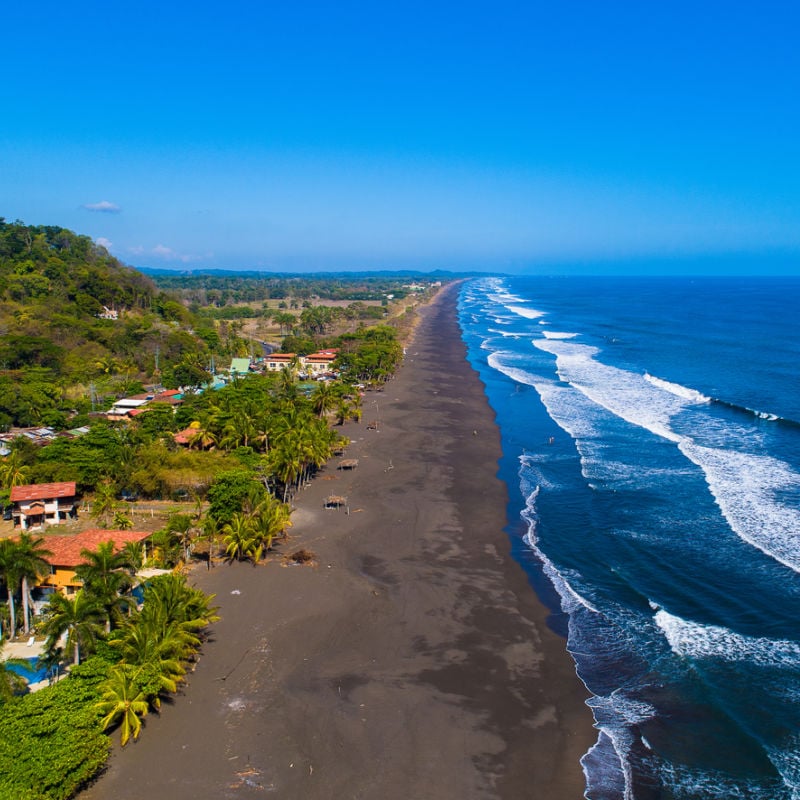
[303,349,339,377]
[10,482,78,530]
[35,528,154,597]
[265,351,338,377]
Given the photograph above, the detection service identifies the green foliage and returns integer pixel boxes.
[0,657,111,800]
[207,469,266,525]
[335,325,403,384]
[0,219,216,428]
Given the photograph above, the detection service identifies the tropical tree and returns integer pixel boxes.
[36,644,65,685]
[91,479,118,527]
[251,494,292,552]
[42,590,105,665]
[113,622,189,697]
[187,420,218,451]
[165,513,195,563]
[121,540,145,572]
[222,513,261,564]
[13,532,52,635]
[0,539,22,639]
[198,515,223,569]
[273,311,296,336]
[311,380,338,418]
[96,665,149,746]
[0,451,31,491]
[73,541,134,632]
[112,510,134,530]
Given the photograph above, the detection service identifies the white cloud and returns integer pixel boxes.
[95,237,113,250]
[128,244,211,264]
[82,200,122,213]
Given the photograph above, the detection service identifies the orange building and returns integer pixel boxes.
[38,528,153,595]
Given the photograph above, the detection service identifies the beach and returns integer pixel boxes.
[80,283,593,800]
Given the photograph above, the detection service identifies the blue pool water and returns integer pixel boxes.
[458,275,800,799]
[7,656,49,685]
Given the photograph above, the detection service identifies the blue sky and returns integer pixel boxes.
[2,1,799,273]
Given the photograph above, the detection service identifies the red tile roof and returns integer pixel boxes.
[41,529,153,568]
[10,482,77,502]
[173,426,196,445]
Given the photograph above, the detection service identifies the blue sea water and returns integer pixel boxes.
[458,276,800,800]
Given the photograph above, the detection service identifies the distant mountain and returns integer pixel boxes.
[138,266,501,279]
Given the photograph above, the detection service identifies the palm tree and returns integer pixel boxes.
[273,312,296,336]
[91,480,118,527]
[140,573,218,632]
[36,645,65,685]
[97,665,149,746]
[222,513,261,564]
[251,495,292,552]
[112,623,188,704]
[335,398,353,426]
[74,541,134,632]
[42,590,105,665]
[0,451,30,491]
[121,540,145,573]
[0,539,22,639]
[220,409,257,451]
[112,510,134,530]
[13,532,52,635]
[94,355,120,376]
[198,515,223,569]
[311,381,338,418]
[165,513,195,563]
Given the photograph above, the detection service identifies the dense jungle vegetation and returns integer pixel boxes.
[0,218,435,431]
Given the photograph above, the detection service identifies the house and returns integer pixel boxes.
[230,357,251,376]
[264,350,338,376]
[98,306,119,320]
[303,349,339,377]
[35,528,153,596]
[106,389,184,420]
[265,353,297,372]
[10,482,78,530]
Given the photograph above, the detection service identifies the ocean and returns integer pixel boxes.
[457,275,800,800]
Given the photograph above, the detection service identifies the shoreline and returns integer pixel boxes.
[80,282,594,799]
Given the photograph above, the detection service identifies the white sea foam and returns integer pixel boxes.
[584,693,656,800]
[487,328,526,338]
[678,442,800,573]
[542,330,578,340]
[656,609,800,795]
[645,373,712,404]
[535,382,605,440]
[525,337,800,571]
[534,339,690,442]
[518,479,599,616]
[486,351,551,390]
[655,763,787,800]
[655,609,800,666]
[505,304,545,319]
[582,730,629,800]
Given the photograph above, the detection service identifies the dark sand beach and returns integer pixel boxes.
[81,284,593,799]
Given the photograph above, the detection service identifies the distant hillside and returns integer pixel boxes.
[0,219,214,429]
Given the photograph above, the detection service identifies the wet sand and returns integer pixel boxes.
[81,283,593,799]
